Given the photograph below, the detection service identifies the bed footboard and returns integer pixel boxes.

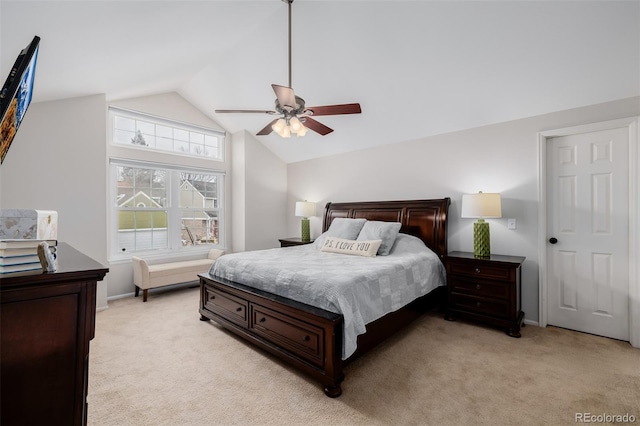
[199,273,345,397]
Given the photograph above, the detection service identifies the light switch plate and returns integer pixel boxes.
[507,218,517,230]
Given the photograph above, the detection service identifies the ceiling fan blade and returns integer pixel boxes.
[272,84,298,109]
[215,109,277,114]
[303,117,333,135]
[304,103,362,116]
[257,119,278,136]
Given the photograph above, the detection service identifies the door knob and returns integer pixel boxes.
[549,237,558,244]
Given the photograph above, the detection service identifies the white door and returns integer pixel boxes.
[546,127,629,341]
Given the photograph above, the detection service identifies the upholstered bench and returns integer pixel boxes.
[132,249,225,302]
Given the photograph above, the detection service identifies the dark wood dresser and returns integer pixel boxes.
[0,243,108,426]
[444,251,525,337]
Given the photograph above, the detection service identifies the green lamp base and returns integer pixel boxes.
[301,217,311,242]
[473,219,491,258]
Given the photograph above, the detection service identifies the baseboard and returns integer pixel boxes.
[108,291,135,302]
[524,318,540,327]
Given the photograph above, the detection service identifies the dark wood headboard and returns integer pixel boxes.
[322,198,451,258]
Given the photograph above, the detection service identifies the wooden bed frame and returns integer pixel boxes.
[199,198,450,397]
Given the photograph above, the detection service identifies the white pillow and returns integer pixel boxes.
[356,221,402,256]
[320,237,382,257]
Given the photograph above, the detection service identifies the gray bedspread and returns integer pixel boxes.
[209,233,445,359]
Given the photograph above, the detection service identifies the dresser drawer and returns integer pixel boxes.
[447,260,514,281]
[250,304,324,368]
[449,275,510,300]
[203,286,248,328]
[450,293,510,319]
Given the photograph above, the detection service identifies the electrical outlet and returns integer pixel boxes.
[507,218,517,230]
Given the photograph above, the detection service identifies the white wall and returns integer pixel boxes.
[231,130,287,252]
[0,94,109,308]
[231,131,246,253]
[287,96,640,324]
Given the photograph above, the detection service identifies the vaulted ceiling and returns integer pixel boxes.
[2,1,638,163]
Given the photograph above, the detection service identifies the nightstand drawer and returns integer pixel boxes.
[449,276,510,299]
[447,260,513,281]
[450,293,510,318]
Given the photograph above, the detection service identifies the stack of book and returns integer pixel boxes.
[0,239,57,274]
[0,209,59,275]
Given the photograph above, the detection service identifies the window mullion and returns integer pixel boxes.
[168,170,181,249]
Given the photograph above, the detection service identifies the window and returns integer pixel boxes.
[111,107,224,160]
[112,161,224,254]
[109,107,225,257]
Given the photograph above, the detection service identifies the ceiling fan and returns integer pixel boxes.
[214,0,362,137]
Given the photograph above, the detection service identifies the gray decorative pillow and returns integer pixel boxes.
[356,221,402,256]
[313,218,367,248]
[325,218,367,240]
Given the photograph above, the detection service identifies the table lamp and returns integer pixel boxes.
[461,192,502,258]
[295,201,316,242]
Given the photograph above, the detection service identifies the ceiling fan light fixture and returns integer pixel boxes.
[282,126,291,138]
[296,125,307,137]
[272,118,287,135]
[289,116,303,133]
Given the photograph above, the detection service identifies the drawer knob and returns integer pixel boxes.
[209,295,215,300]
[302,335,310,342]
[476,284,481,290]
[476,302,481,307]
[236,307,242,312]
[259,317,266,323]
[474,268,481,274]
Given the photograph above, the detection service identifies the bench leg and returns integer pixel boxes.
[135,286,140,298]
[143,289,148,302]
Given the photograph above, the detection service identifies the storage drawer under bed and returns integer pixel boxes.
[250,304,325,368]
[203,286,249,328]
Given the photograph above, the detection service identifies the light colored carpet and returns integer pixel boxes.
[88,286,639,426]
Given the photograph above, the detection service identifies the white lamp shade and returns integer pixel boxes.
[295,201,316,218]
[461,192,502,218]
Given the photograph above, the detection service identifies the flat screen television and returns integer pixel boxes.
[0,35,40,164]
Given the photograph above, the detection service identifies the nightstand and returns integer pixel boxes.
[278,237,314,248]
[444,251,525,337]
